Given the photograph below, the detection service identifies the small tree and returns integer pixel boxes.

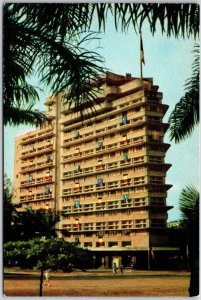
[179,185,199,296]
[4,238,94,296]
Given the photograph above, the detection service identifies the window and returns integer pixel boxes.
[134,198,146,206]
[108,241,118,247]
[45,186,50,195]
[108,201,118,209]
[121,174,131,186]
[97,138,104,148]
[122,241,132,247]
[83,223,93,230]
[135,219,147,228]
[121,114,127,125]
[134,156,144,164]
[123,194,129,202]
[74,182,81,192]
[97,178,104,187]
[97,159,104,170]
[121,220,132,229]
[74,148,80,156]
[122,134,128,145]
[74,219,80,230]
[75,165,81,173]
[134,177,145,185]
[84,242,92,248]
[108,221,119,229]
[74,131,80,139]
[74,200,80,208]
[123,152,128,161]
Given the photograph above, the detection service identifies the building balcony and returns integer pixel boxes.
[62,177,171,197]
[20,127,54,145]
[21,144,54,158]
[20,160,54,173]
[62,155,149,180]
[60,101,113,124]
[20,175,53,187]
[62,136,147,163]
[62,195,149,215]
[62,118,146,148]
[119,79,143,94]
[61,93,147,130]
[61,218,150,233]
[19,192,53,203]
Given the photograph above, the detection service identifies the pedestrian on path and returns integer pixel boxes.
[43,269,51,287]
[120,265,124,274]
[112,262,117,274]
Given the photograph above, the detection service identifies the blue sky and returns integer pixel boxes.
[4,14,199,221]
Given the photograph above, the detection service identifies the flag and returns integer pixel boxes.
[140,33,145,65]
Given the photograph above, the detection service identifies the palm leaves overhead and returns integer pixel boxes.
[90,3,199,38]
[3,4,105,125]
[3,3,199,126]
[168,44,199,143]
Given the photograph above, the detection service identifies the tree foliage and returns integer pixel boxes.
[4,238,94,271]
[179,185,199,296]
[6,208,61,242]
[3,175,17,243]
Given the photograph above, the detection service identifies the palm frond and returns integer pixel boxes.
[179,185,199,227]
[90,3,199,38]
[168,43,199,143]
[36,31,105,115]
[4,104,47,127]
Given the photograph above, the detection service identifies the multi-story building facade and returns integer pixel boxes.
[13,72,175,269]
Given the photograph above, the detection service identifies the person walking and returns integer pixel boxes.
[43,269,51,287]
[120,264,124,274]
[112,262,117,274]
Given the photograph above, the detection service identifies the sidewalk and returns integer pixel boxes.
[4,267,189,279]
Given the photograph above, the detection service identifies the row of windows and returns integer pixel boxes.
[21,155,53,173]
[21,127,53,144]
[62,94,144,129]
[62,218,166,232]
[20,192,53,202]
[62,91,164,133]
[62,134,163,162]
[64,116,164,145]
[21,143,54,158]
[62,157,164,179]
[62,197,165,214]
[63,176,164,193]
[21,139,53,152]
[63,132,145,154]
[63,114,145,142]
[20,174,53,187]
[83,241,132,248]
[62,184,166,197]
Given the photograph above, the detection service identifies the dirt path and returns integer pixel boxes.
[4,271,190,297]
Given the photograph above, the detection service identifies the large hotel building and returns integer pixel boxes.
[13,72,174,269]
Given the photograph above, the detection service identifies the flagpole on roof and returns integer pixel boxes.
[140,30,145,81]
